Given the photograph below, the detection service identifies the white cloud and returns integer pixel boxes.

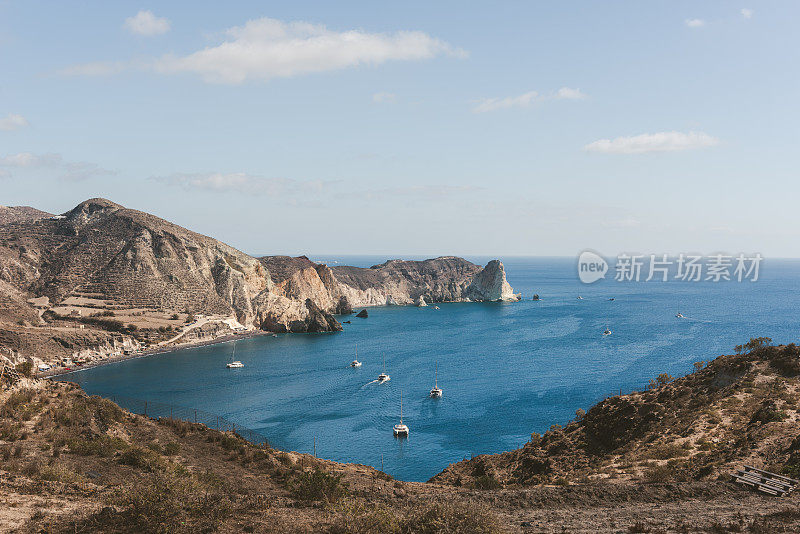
[153,17,465,84]
[124,10,170,36]
[59,61,127,77]
[473,91,538,113]
[741,8,753,19]
[583,131,719,154]
[554,87,587,100]
[359,184,482,201]
[685,18,706,28]
[372,92,397,103]
[0,114,28,131]
[0,152,115,180]
[153,172,336,195]
[471,87,586,113]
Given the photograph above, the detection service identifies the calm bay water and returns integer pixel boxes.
[59,257,800,481]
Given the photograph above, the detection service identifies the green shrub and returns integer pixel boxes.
[105,470,230,533]
[401,501,502,534]
[15,360,33,377]
[119,446,165,472]
[1,388,36,417]
[68,435,128,457]
[643,463,671,483]
[328,499,399,534]
[647,373,674,390]
[641,443,690,460]
[292,468,348,503]
[735,337,772,355]
[473,474,501,490]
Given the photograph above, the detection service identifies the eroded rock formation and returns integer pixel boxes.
[0,199,520,337]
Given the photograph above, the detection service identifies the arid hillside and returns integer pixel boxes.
[0,198,518,368]
[434,338,800,491]
[2,340,800,533]
[0,206,52,226]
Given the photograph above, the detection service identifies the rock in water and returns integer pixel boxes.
[335,296,353,315]
[356,309,368,318]
[465,260,520,302]
[416,296,428,307]
[300,299,343,333]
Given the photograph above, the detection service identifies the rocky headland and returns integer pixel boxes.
[0,198,519,368]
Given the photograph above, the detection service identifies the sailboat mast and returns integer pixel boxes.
[231,342,236,362]
[435,362,438,388]
[400,391,403,424]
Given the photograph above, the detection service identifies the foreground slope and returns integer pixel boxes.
[433,339,800,490]
[3,341,800,533]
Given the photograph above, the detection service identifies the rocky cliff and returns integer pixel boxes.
[0,199,519,348]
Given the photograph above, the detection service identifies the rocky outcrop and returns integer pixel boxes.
[334,296,353,315]
[330,257,520,306]
[465,260,518,302]
[0,199,520,339]
[355,309,368,318]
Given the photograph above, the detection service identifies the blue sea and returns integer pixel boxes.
[59,257,800,482]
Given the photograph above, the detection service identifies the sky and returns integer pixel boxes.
[1,1,798,257]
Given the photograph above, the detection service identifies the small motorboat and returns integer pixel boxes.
[675,313,685,318]
[393,392,409,437]
[433,306,440,310]
[603,328,612,336]
[608,298,615,301]
[429,363,443,398]
[577,296,584,300]
[226,342,244,368]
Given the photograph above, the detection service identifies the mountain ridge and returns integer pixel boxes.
[0,198,520,364]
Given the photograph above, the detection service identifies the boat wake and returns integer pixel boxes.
[677,315,715,324]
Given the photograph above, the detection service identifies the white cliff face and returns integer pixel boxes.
[465,260,520,302]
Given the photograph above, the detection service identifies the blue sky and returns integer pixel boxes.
[1,1,798,257]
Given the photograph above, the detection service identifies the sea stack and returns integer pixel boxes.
[465,260,520,302]
[356,309,368,318]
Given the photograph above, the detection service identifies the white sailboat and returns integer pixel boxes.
[393,391,409,436]
[675,312,685,318]
[226,342,244,368]
[350,344,362,367]
[377,354,390,383]
[429,362,443,398]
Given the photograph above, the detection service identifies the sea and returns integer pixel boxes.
[58,256,800,482]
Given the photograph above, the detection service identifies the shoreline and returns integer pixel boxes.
[41,299,519,380]
[43,329,272,379]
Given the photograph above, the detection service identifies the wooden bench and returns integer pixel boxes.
[732,465,799,496]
